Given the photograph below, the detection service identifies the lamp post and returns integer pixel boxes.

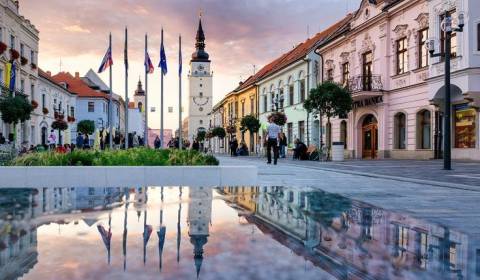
[428,10,464,170]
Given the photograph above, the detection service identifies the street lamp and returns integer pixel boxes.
[428,10,464,170]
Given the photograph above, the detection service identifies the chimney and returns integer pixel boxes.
[46,71,51,76]
[75,72,80,78]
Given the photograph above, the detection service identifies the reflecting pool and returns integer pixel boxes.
[0,186,478,280]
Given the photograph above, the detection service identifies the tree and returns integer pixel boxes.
[196,130,206,142]
[211,127,226,139]
[0,94,33,147]
[240,114,260,151]
[52,119,69,145]
[304,81,352,156]
[77,120,95,136]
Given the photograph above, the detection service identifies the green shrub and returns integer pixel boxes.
[8,148,219,166]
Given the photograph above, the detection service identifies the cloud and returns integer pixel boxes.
[63,25,91,33]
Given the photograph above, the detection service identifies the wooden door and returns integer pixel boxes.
[362,124,378,159]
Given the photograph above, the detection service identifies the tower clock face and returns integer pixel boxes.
[197,64,205,71]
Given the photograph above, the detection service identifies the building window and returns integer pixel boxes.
[31,50,35,63]
[394,112,407,149]
[0,27,3,43]
[417,110,431,149]
[440,10,458,59]
[270,92,275,111]
[88,102,95,112]
[20,79,25,92]
[362,51,373,90]
[263,95,267,114]
[278,88,284,109]
[0,69,3,84]
[250,96,254,115]
[42,94,46,109]
[326,69,334,81]
[454,104,476,148]
[299,80,306,102]
[199,120,203,125]
[10,34,15,49]
[287,123,293,145]
[199,92,203,97]
[418,28,429,68]
[289,84,294,106]
[396,37,408,74]
[342,63,350,86]
[478,23,480,51]
[20,43,24,57]
[30,84,34,100]
[70,106,75,117]
[395,226,409,256]
[298,121,305,142]
[241,100,245,117]
[340,120,347,149]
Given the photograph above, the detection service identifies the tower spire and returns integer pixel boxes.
[191,12,209,62]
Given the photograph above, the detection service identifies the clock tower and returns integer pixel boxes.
[188,16,212,141]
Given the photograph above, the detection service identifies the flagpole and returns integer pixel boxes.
[178,35,183,150]
[144,34,149,147]
[124,27,129,149]
[160,29,165,149]
[108,33,113,149]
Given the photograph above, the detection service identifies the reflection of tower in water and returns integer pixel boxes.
[187,187,212,278]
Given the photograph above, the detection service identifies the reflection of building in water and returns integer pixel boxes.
[219,187,259,213]
[187,187,212,278]
[134,187,148,220]
[0,187,124,279]
[222,186,480,280]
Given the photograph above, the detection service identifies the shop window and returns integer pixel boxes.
[340,120,347,149]
[394,112,407,149]
[454,104,476,148]
[396,37,408,74]
[417,110,432,149]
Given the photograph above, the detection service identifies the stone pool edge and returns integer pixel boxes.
[0,165,258,188]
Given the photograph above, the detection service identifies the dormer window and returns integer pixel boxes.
[60,82,68,89]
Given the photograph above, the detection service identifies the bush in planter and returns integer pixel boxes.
[42,107,49,115]
[268,111,287,126]
[77,120,95,135]
[196,130,206,142]
[226,125,236,134]
[20,57,28,66]
[0,95,33,124]
[51,120,68,131]
[0,42,7,54]
[31,100,38,109]
[212,127,226,139]
[10,49,19,60]
[67,116,76,122]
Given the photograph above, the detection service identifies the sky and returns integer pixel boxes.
[21,0,361,130]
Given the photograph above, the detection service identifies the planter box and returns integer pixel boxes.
[0,166,258,188]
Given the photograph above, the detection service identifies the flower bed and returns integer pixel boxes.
[8,148,219,166]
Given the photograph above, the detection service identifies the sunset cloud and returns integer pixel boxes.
[20,0,360,129]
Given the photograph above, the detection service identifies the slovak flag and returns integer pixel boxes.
[98,46,113,73]
[145,51,154,74]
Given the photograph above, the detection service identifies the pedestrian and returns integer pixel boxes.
[192,139,200,151]
[114,133,121,149]
[133,133,139,147]
[75,133,84,149]
[0,133,5,144]
[230,136,238,157]
[83,134,90,149]
[154,136,161,149]
[266,116,281,165]
[279,131,287,158]
[48,130,56,150]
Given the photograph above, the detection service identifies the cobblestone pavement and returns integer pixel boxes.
[219,155,480,237]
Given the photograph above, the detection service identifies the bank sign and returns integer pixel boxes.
[353,96,383,109]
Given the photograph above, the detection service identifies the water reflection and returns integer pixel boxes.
[0,186,478,280]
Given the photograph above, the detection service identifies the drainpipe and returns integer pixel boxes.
[314,48,325,150]
[304,57,311,146]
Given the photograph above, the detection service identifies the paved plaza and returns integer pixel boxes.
[220,156,480,237]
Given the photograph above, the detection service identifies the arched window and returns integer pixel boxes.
[298,71,306,102]
[394,112,406,149]
[287,76,294,106]
[138,102,143,113]
[278,81,284,109]
[417,110,431,149]
[270,84,275,111]
[340,120,347,149]
[262,89,267,113]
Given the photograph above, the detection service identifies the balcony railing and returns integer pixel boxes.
[348,75,383,94]
[0,81,27,97]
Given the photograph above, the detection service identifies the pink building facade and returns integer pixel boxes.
[317,0,480,160]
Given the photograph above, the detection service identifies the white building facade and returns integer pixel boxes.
[0,0,39,147]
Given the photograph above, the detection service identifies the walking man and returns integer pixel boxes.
[266,116,281,165]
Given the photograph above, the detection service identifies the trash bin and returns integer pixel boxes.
[331,142,344,162]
